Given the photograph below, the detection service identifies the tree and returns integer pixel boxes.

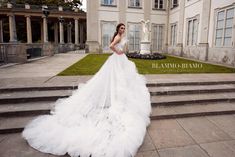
[67,0,82,8]
[9,0,82,9]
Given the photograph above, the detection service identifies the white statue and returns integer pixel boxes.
[141,20,150,42]
[140,20,151,54]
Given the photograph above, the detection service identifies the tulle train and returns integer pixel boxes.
[22,52,152,157]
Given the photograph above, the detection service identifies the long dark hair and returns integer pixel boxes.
[110,23,125,43]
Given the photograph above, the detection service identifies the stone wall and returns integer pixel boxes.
[86,41,100,53]
[167,44,183,56]
[167,44,235,67]
[208,47,235,67]
[0,43,79,64]
[0,44,27,63]
[181,45,207,61]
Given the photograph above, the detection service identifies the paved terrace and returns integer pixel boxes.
[0,52,235,88]
[0,53,235,157]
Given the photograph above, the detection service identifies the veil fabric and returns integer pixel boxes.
[22,37,152,157]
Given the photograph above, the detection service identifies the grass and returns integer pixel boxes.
[58,54,111,75]
[57,53,235,76]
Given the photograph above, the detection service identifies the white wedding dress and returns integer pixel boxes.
[22,37,152,157]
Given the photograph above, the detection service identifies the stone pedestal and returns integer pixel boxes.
[140,41,151,54]
[43,43,55,56]
[5,44,27,63]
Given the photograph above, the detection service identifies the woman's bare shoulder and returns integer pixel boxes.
[114,35,121,42]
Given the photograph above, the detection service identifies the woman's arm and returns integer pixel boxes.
[109,35,123,55]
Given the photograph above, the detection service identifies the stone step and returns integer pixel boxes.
[0,101,53,117]
[149,84,235,95]
[150,102,235,120]
[1,98,235,118]
[0,116,35,134]
[151,92,235,106]
[146,80,235,87]
[1,102,235,134]
[1,91,235,105]
[0,85,77,93]
[2,84,235,104]
[1,80,235,93]
[0,90,72,104]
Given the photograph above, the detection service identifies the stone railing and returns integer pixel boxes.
[0,43,27,63]
[0,42,79,64]
[0,44,7,63]
[0,43,74,64]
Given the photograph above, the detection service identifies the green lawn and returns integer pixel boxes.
[57,53,235,76]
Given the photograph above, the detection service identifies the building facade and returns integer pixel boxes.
[86,0,235,67]
[0,2,86,63]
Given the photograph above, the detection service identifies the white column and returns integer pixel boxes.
[8,14,17,42]
[40,21,43,43]
[42,16,48,43]
[177,0,185,44]
[54,23,58,44]
[0,20,3,43]
[165,1,170,50]
[67,22,72,43]
[59,21,64,44]
[26,15,32,43]
[79,23,83,44]
[199,0,211,44]
[74,18,79,45]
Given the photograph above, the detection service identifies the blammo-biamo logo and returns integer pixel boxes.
[152,63,203,69]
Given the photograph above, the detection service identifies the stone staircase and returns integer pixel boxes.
[1,81,235,134]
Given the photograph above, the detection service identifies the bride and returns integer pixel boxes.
[22,23,152,157]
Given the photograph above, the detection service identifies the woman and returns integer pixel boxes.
[22,23,152,157]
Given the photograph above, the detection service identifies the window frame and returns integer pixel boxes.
[128,0,142,9]
[152,23,164,51]
[214,6,234,48]
[100,0,117,7]
[100,21,117,52]
[152,0,165,10]
[170,0,178,9]
[128,22,141,52]
[186,15,199,46]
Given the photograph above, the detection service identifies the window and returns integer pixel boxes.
[129,0,141,7]
[153,0,164,9]
[101,0,116,6]
[128,23,141,51]
[187,18,198,46]
[152,24,164,51]
[215,8,234,47]
[101,22,116,51]
[171,23,177,46]
[171,0,178,9]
